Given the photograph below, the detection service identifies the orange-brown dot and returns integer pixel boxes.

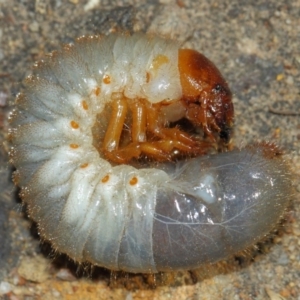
[103,75,111,84]
[70,120,79,129]
[12,171,20,186]
[146,72,150,83]
[101,174,110,183]
[129,176,138,186]
[149,55,169,74]
[7,131,14,142]
[80,163,89,168]
[70,144,79,149]
[94,86,101,96]
[82,100,88,110]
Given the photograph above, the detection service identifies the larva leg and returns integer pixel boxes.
[119,101,215,160]
[101,97,146,163]
[146,103,196,146]
[139,142,172,161]
[103,142,142,164]
[101,98,152,163]
[102,98,217,163]
[129,100,147,143]
[157,128,214,154]
[104,140,173,163]
[102,94,128,152]
[102,97,149,163]
[146,103,215,154]
[102,99,178,163]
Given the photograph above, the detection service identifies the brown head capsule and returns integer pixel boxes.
[178,49,233,142]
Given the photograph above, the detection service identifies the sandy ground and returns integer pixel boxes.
[0,0,299,299]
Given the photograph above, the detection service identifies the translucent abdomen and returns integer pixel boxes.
[151,145,292,272]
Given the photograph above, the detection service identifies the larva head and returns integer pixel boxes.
[178,49,233,142]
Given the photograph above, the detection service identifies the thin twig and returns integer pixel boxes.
[268,105,300,116]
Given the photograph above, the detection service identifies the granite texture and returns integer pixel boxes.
[0,0,299,299]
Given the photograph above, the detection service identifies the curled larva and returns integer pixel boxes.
[9,33,292,273]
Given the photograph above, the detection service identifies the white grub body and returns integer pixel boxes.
[9,33,292,273]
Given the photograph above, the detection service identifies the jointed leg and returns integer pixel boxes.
[145,102,215,155]
[129,100,147,143]
[102,94,128,152]
[102,97,216,164]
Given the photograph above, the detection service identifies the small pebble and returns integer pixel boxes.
[56,269,77,281]
[28,21,39,32]
[18,256,50,283]
[0,281,12,295]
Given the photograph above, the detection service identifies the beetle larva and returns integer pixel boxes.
[8,33,291,273]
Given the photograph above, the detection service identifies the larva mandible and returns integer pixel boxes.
[9,33,292,273]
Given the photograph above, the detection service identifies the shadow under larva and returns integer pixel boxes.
[8,33,293,273]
